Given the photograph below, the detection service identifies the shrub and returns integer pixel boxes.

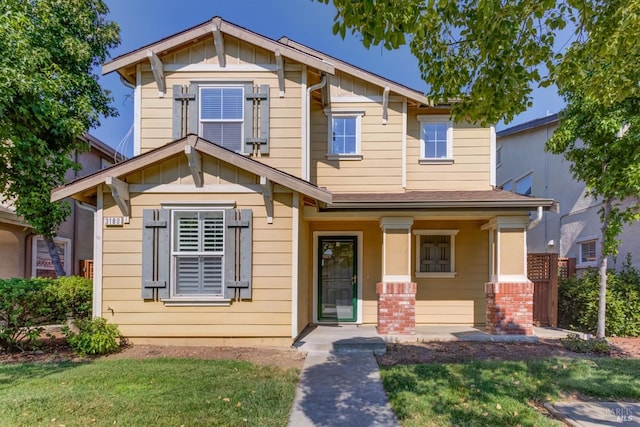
[561,333,612,354]
[64,317,121,356]
[45,276,92,321]
[558,254,640,336]
[0,278,56,351]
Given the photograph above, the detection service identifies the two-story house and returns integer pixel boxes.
[1,134,120,279]
[52,17,553,346]
[497,114,640,272]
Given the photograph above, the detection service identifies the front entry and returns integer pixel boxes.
[318,236,357,322]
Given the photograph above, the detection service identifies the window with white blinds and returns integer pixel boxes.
[200,87,244,152]
[172,211,224,296]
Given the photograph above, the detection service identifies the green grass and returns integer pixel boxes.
[381,358,640,427]
[0,358,299,427]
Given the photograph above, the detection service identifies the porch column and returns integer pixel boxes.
[377,217,416,335]
[483,216,534,335]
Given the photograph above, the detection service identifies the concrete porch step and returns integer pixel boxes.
[293,325,387,354]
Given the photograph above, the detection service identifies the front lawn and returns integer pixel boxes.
[381,357,640,426]
[0,358,299,426]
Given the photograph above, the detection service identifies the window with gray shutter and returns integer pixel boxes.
[200,87,244,152]
[173,211,225,297]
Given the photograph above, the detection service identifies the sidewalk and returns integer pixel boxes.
[546,401,640,427]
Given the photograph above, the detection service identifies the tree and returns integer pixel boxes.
[0,0,119,276]
[319,0,640,337]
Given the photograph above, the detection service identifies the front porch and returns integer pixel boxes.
[292,324,571,353]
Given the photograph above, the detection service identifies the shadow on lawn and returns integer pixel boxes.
[0,360,83,387]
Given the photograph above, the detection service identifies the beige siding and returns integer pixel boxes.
[139,35,303,177]
[100,158,295,343]
[499,228,525,276]
[405,108,492,191]
[413,220,489,326]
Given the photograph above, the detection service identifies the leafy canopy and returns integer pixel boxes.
[0,0,119,239]
[317,0,640,125]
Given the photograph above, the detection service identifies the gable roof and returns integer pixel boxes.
[51,135,333,204]
[102,16,432,106]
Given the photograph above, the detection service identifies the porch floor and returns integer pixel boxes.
[292,324,571,353]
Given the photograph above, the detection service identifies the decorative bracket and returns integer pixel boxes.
[382,86,390,125]
[260,176,274,224]
[105,176,130,221]
[184,145,203,188]
[147,50,165,97]
[212,17,226,68]
[275,49,285,97]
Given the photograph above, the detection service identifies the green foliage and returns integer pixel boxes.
[0,278,55,351]
[64,317,121,356]
[560,333,611,354]
[47,276,93,321]
[557,259,640,337]
[0,276,93,351]
[0,0,120,274]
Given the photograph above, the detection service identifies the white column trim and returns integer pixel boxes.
[291,192,299,339]
[402,98,407,189]
[93,185,103,318]
[134,64,141,156]
[490,126,497,187]
[380,217,414,283]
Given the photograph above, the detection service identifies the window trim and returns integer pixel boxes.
[31,236,71,277]
[499,179,513,192]
[413,229,459,278]
[577,237,598,268]
[496,144,503,168]
[166,206,231,305]
[515,172,533,196]
[417,115,454,164]
[326,110,364,160]
[198,83,245,153]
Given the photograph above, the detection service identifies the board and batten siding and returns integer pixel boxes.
[405,109,492,191]
[138,35,304,177]
[413,220,489,326]
[100,159,295,345]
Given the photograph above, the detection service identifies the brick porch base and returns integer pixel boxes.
[376,282,417,335]
[485,282,534,335]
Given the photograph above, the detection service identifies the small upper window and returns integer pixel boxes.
[516,174,532,196]
[500,180,513,192]
[579,240,597,265]
[496,145,502,168]
[417,115,453,163]
[327,112,364,159]
[200,87,244,152]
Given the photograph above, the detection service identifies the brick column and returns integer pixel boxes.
[376,282,417,335]
[485,282,534,335]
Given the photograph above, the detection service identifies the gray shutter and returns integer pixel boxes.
[141,209,170,300]
[172,85,196,140]
[244,84,270,155]
[188,82,199,136]
[224,208,253,300]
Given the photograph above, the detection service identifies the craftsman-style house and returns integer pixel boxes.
[52,17,553,345]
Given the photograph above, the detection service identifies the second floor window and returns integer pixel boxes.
[328,112,363,159]
[516,173,532,196]
[200,87,244,152]
[417,115,453,163]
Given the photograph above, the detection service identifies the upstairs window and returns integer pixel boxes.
[500,180,513,192]
[516,173,532,196]
[200,87,244,152]
[327,111,364,160]
[417,115,453,164]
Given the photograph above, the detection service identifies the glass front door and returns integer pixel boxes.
[318,236,357,322]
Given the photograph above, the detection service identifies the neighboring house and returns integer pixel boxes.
[497,114,640,272]
[0,134,120,279]
[52,17,553,345]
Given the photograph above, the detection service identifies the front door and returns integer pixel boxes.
[318,236,357,322]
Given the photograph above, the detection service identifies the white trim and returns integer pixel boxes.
[93,186,103,318]
[163,299,230,306]
[312,231,363,324]
[31,236,72,277]
[417,114,454,162]
[301,65,308,180]
[380,217,414,229]
[413,229,459,278]
[291,193,299,339]
[383,274,412,282]
[494,274,530,282]
[134,65,141,156]
[140,63,303,73]
[490,126,497,185]
[401,98,407,189]
[418,158,454,165]
[326,111,364,156]
[330,95,404,103]
[577,237,598,268]
[326,154,363,161]
[130,184,261,193]
[161,200,235,209]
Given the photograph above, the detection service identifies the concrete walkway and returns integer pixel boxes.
[289,325,637,427]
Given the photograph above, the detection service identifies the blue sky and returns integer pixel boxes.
[93,0,564,155]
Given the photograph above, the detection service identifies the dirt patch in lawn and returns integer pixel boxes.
[377,337,640,366]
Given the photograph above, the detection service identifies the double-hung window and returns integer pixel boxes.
[327,111,363,160]
[418,115,453,164]
[199,86,244,152]
[172,210,224,297]
[414,230,458,278]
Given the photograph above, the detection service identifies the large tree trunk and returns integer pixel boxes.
[44,236,67,278]
[596,200,611,339]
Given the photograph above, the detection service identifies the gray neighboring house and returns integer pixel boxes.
[497,114,640,272]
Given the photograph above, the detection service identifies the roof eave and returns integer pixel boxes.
[323,199,555,211]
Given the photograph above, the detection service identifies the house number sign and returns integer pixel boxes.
[104,216,124,226]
